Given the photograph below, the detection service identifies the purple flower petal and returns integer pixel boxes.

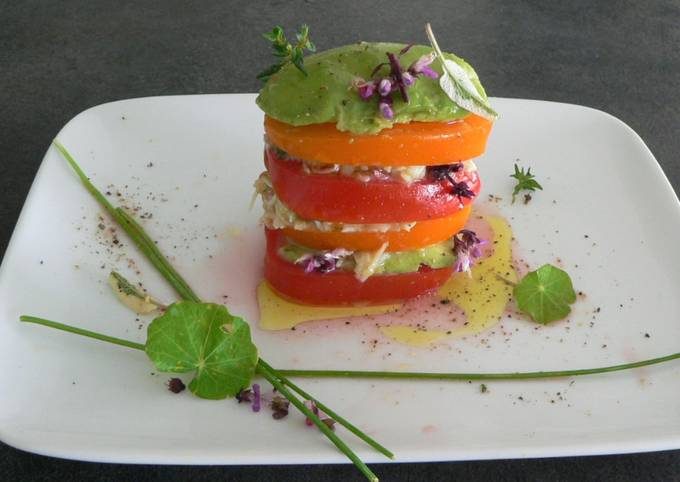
[252,383,261,412]
[378,78,392,96]
[379,96,394,119]
[304,399,319,426]
[352,77,376,99]
[402,72,415,86]
[296,248,352,274]
[451,180,476,200]
[419,66,439,79]
[409,52,436,74]
[453,230,486,276]
[359,84,375,99]
[386,52,409,103]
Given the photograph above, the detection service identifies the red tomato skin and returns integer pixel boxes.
[265,148,480,224]
[263,228,453,306]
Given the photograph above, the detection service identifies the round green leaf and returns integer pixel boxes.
[514,264,576,324]
[145,302,258,399]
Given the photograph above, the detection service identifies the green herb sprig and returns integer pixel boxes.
[257,24,316,82]
[510,163,543,203]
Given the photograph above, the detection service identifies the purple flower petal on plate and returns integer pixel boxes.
[252,383,261,412]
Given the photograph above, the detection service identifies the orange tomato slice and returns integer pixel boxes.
[282,205,472,252]
[264,115,493,167]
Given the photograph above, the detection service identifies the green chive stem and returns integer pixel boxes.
[115,208,200,302]
[258,358,394,460]
[53,140,118,219]
[53,140,199,303]
[276,351,680,381]
[20,315,145,351]
[257,363,378,482]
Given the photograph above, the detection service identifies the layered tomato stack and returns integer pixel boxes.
[255,114,493,305]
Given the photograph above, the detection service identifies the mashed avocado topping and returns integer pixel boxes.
[279,239,455,280]
[256,42,488,135]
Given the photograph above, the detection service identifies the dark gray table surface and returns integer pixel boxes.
[2,1,679,481]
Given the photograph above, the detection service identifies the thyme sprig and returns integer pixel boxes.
[257,24,316,82]
[510,163,543,203]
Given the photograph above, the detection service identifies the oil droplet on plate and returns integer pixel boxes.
[377,215,515,345]
[256,215,516,346]
[257,282,399,331]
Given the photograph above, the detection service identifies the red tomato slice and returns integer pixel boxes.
[265,148,480,223]
[264,228,453,305]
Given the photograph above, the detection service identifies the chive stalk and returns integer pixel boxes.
[276,351,680,381]
[257,363,378,482]
[258,358,394,460]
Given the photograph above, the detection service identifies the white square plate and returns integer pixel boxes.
[1,95,679,465]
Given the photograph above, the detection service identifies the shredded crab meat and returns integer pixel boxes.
[300,157,477,184]
[254,172,416,233]
[304,160,428,184]
[290,242,390,281]
[353,242,389,282]
[266,144,479,184]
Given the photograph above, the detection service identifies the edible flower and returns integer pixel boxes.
[295,248,353,274]
[252,383,261,412]
[428,163,475,201]
[271,395,290,420]
[354,78,375,99]
[451,181,476,200]
[453,229,486,276]
[409,52,438,78]
[428,163,463,181]
[353,47,439,119]
[304,399,336,431]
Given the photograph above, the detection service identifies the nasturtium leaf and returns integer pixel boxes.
[145,301,258,399]
[514,264,576,324]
